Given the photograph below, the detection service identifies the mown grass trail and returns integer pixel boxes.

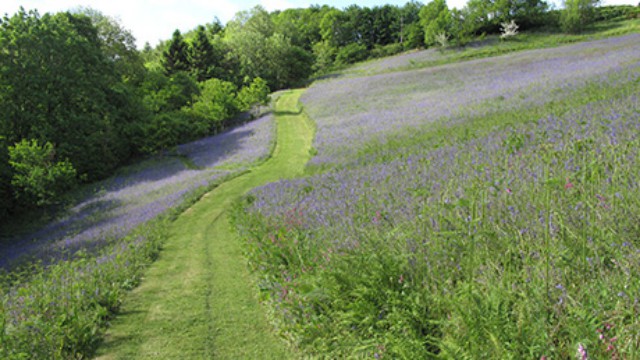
[94,90,312,359]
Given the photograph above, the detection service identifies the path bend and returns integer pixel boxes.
[95,90,312,359]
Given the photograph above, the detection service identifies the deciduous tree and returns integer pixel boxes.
[420,0,452,46]
[8,139,76,207]
[561,0,600,33]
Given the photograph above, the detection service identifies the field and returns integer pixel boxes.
[233,33,640,358]
[1,28,639,359]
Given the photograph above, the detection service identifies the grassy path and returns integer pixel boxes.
[95,90,312,359]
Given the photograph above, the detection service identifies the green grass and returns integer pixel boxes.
[94,90,313,359]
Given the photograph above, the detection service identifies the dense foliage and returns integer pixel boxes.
[0,9,270,221]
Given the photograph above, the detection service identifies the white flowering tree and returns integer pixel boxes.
[500,20,519,40]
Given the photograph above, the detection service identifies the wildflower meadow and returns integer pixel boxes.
[234,34,640,358]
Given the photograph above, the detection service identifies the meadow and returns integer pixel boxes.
[302,33,640,170]
[1,23,639,360]
[233,34,640,358]
[0,113,275,358]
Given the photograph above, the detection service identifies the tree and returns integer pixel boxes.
[207,17,224,36]
[0,9,133,181]
[561,0,600,33]
[8,139,76,207]
[273,7,326,50]
[141,69,199,113]
[509,0,549,29]
[226,6,313,90]
[0,136,13,219]
[400,1,426,48]
[163,29,190,75]
[463,0,549,34]
[449,8,476,46]
[420,0,452,46]
[371,5,402,46]
[190,78,239,130]
[264,33,314,89]
[189,25,217,82]
[345,5,373,48]
[237,77,270,116]
[225,6,274,84]
[75,7,146,85]
[320,8,353,48]
[74,8,148,159]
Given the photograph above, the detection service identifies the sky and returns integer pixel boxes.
[3,0,636,48]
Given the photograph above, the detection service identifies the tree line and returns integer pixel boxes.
[0,8,270,220]
[1,2,637,222]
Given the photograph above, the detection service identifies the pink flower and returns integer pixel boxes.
[577,343,588,360]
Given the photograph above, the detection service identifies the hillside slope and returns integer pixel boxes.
[234,34,640,358]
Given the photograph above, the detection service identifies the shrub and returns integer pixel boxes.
[312,41,337,75]
[592,5,638,21]
[0,137,13,220]
[8,139,77,207]
[335,43,369,66]
[141,111,205,153]
[370,43,404,59]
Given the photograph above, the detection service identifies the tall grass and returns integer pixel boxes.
[233,53,640,357]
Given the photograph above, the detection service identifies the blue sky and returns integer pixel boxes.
[3,0,635,48]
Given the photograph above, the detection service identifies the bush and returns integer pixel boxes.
[500,20,519,40]
[593,5,638,21]
[312,41,337,75]
[8,139,77,207]
[370,43,404,59]
[141,111,205,154]
[335,43,369,66]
